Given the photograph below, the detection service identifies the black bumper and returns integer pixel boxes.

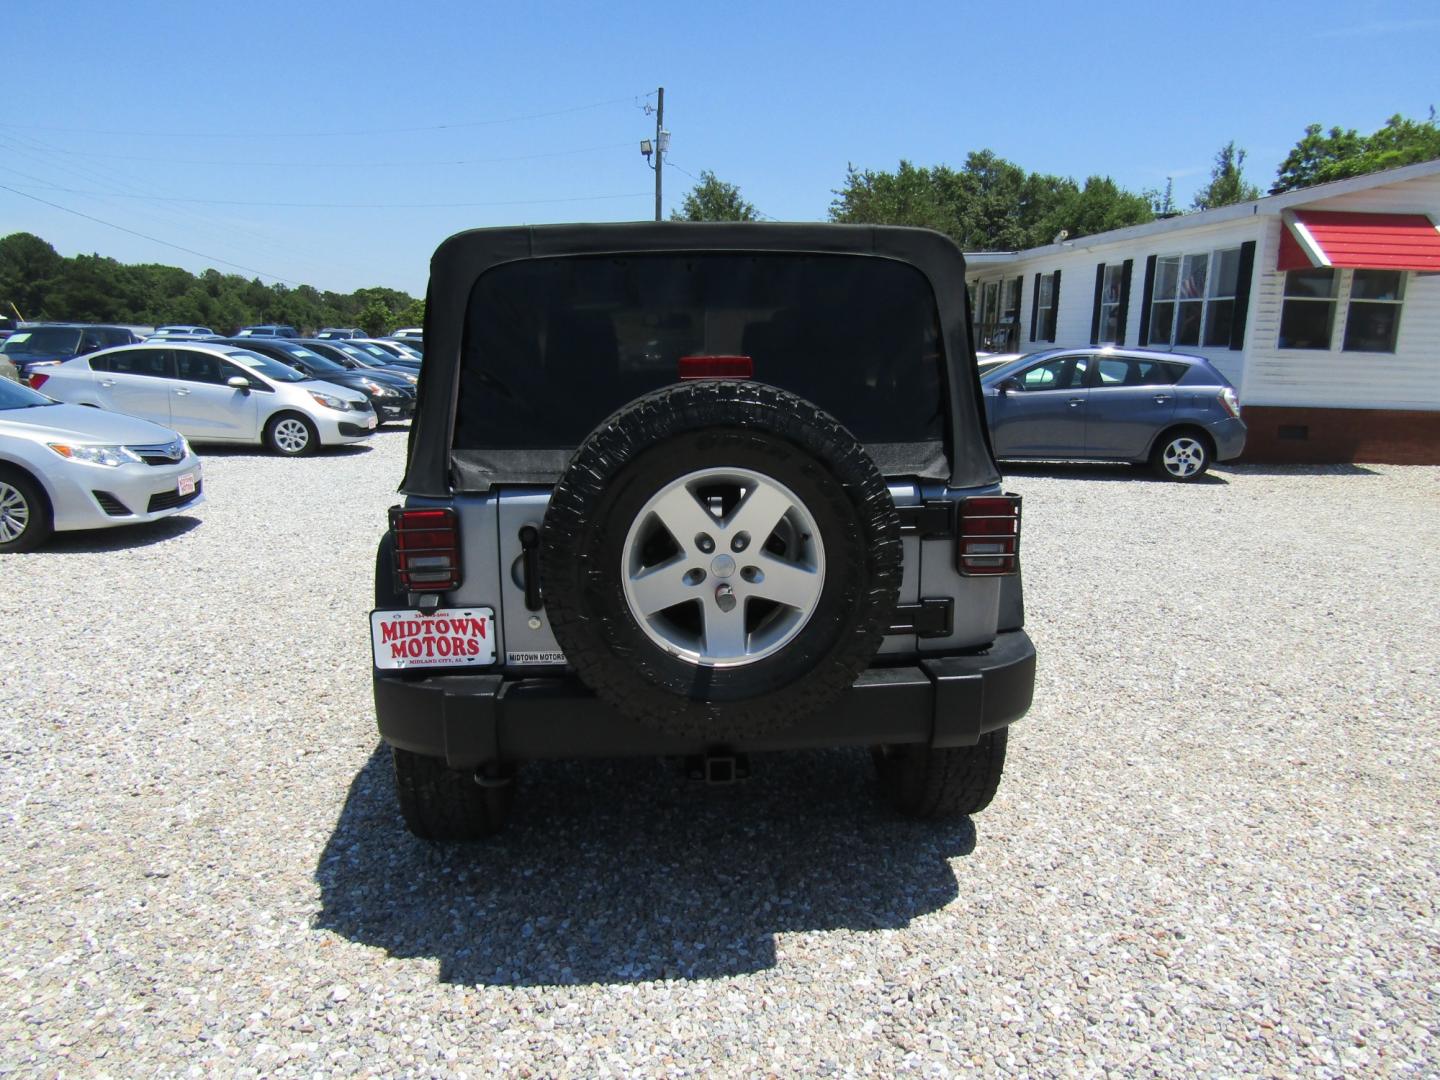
[374,630,1035,768]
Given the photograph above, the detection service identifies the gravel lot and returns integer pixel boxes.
[2,429,1437,1076]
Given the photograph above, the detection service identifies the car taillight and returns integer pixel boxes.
[1220,386,1241,418]
[958,495,1021,576]
[389,506,462,592]
[28,373,49,390]
[678,355,752,380]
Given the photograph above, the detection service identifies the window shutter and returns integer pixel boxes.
[1090,263,1105,344]
[1029,273,1041,342]
[1137,254,1158,346]
[1229,241,1257,351]
[1115,259,1134,345]
[1049,270,1061,341]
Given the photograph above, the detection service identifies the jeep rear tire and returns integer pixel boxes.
[391,748,512,841]
[541,380,902,741]
[873,729,1008,818]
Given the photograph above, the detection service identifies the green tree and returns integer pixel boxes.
[1193,142,1262,210]
[356,297,393,337]
[829,153,1153,249]
[0,232,63,319]
[671,170,759,222]
[1271,112,1440,194]
[393,297,425,329]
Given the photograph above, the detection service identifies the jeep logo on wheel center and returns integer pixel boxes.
[369,223,1036,841]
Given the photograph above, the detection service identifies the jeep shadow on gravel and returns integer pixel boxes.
[370,223,1036,839]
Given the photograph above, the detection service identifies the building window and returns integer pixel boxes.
[1278,269,1338,349]
[978,277,1023,351]
[1098,264,1124,343]
[1147,250,1240,348]
[1033,272,1057,341]
[1342,270,1405,353]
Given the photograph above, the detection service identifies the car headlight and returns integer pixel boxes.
[400,372,418,384]
[308,391,351,411]
[361,380,396,397]
[47,443,144,467]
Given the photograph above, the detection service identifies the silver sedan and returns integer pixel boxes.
[0,378,203,552]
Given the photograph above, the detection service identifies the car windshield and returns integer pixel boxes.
[278,345,347,374]
[348,342,399,362]
[979,351,1057,384]
[331,343,388,368]
[224,349,309,382]
[1,328,82,356]
[0,379,54,409]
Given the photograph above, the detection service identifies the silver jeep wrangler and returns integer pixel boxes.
[371,223,1035,839]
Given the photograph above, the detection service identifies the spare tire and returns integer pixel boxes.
[541,380,902,740]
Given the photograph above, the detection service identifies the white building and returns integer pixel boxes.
[966,159,1440,463]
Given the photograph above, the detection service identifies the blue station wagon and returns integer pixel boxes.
[979,347,1246,480]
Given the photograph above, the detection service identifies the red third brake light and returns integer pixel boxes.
[678,355,753,380]
[957,494,1022,576]
[389,506,462,592]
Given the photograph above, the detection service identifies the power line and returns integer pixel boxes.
[0,182,302,284]
[0,178,653,210]
[15,141,636,169]
[0,94,654,140]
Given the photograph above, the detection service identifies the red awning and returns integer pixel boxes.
[1278,210,1440,272]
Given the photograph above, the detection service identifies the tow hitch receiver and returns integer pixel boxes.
[687,752,750,785]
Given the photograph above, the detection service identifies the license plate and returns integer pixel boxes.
[370,608,495,669]
[365,414,378,429]
[177,473,196,496]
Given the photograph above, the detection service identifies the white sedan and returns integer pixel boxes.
[33,342,376,456]
[0,378,203,552]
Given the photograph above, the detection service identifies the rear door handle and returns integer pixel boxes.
[1068,397,1084,407]
[98,379,115,387]
[1153,394,1171,404]
[174,388,190,396]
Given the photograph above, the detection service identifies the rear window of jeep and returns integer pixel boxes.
[455,253,945,450]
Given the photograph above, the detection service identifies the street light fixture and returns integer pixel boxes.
[639,138,653,161]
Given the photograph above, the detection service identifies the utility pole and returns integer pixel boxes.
[653,87,664,222]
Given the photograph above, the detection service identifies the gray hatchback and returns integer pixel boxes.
[980,347,1246,480]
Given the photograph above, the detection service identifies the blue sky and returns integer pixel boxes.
[2,0,1436,297]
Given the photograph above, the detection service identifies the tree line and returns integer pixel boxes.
[0,232,425,334]
[675,110,1440,248]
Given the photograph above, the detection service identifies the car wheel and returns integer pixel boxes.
[873,729,1008,818]
[1151,429,1211,481]
[390,747,513,841]
[541,380,903,741]
[263,412,318,456]
[0,468,53,553]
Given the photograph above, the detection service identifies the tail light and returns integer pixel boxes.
[679,355,752,380]
[958,495,1021,576]
[389,506,462,592]
[28,373,50,390]
[1220,386,1241,418]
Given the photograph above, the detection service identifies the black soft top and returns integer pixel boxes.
[402,222,999,496]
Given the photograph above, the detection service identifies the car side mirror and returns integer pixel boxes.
[227,376,251,391]
[997,377,1020,395]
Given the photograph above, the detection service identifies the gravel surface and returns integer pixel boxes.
[1,431,1437,1076]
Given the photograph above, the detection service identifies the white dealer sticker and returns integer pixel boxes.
[370,608,495,669]
[507,650,566,666]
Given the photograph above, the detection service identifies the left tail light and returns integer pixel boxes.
[28,373,50,390]
[957,495,1021,576]
[389,506,462,592]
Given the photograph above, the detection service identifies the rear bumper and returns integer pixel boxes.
[1209,416,1247,461]
[374,629,1036,768]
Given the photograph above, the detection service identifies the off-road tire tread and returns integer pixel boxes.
[390,747,510,841]
[541,380,902,740]
[876,729,1008,818]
